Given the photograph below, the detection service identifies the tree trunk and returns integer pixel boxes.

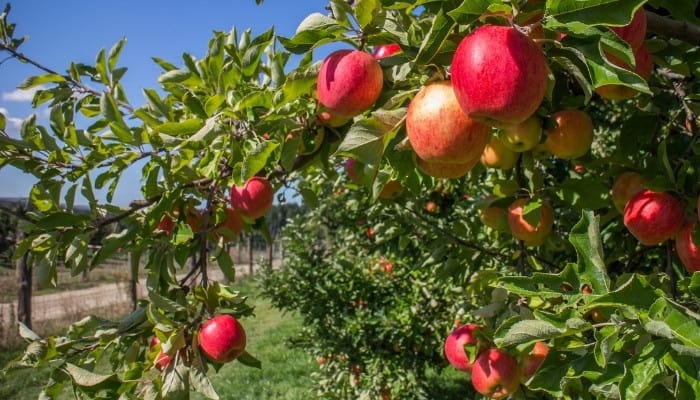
[267,238,274,267]
[129,251,138,311]
[15,228,31,329]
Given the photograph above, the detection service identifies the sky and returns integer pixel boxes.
[0,0,332,205]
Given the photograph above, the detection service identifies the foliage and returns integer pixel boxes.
[0,0,699,399]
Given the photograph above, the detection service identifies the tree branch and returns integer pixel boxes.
[646,11,700,47]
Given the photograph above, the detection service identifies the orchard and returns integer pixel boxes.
[1,0,700,399]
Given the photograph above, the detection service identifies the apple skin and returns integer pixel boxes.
[198,314,247,363]
[623,189,685,246]
[481,136,518,170]
[444,323,487,372]
[231,176,274,219]
[317,108,352,127]
[544,109,594,159]
[416,156,478,179]
[520,341,549,380]
[378,180,404,200]
[610,7,647,50]
[406,81,490,164]
[213,207,244,243]
[372,43,401,60]
[611,171,646,213]
[596,44,653,101]
[344,158,363,184]
[498,116,542,152]
[317,49,383,118]
[480,206,510,233]
[471,348,521,399]
[675,221,700,273]
[150,336,174,370]
[507,199,554,246]
[157,214,176,236]
[451,25,548,126]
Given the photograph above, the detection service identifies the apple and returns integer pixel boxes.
[231,176,274,219]
[379,180,403,200]
[444,323,487,372]
[316,49,383,118]
[317,108,352,127]
[611,171,646,213]
[481,136,518,170]
[150,336,174,370]
[480,206,510,233]
[157,214,176,236]
[372,43,401,60]
[596,44,653,101]
[623,189,685,246]
[366,226,375,239]
[544,109,594,159]
[520,341,549,380]
[574,164,585,173]
[498,115,542,152]
[471,348,521,399]
[416,156,478,179]
[344,158,363,184]
[186,209,202,234]
[424,201,438,214]
[198,314,247,363]
[406,81,490,164]
[507,198,554,246]
[610,6,647,50]
[451,25,548,126]
[213,207,244,243]
[675,221,700,273]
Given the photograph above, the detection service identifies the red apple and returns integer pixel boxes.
[157,214,176,236]
[444,323,487,372]
[507,198,554,246]
[416,156,478,179]
[372,43,401,60]
[611,171,646,213]
[150,336,174,370]
[406,81,490,164]
[231,176,274,219]
[596,44,653,101]
[317,49,383,118]
[198,314,247,363]
[544,109,594,160]
[610,7,647,50]
[213,207,244,243]
[344,158,363,184]
[675,221,700,273]
[623,189,685,246]
[424,201,438,214]
[471,348,521,399]
[520,341,549,380]
[451,25,548,126]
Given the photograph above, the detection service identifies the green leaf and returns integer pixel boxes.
[34,212,90,230]
[336,118,394,166]
[241,140,279,181]
[189,364,219,399]
[107,37,126,71]
[158,69,192,84]
[593,325,618,368]
[18,322,41,341]
[161,363,190,400]
[157,119,204,136]
[414,7,454,65]
[148,291,187,314]
[545,0,646,27]
[619,341,669,400]
[448,0,494,25]
[236,350,262,369]
[568,211,610,294]
[664,351,700,399]
[647,298,700,350]
[355,0,381,28]
[143,88,170,117]
[63,363,116,387]
[556,178,611,211]
[215,249,236,283]
[17,73,66,89]
[0,110,5,131]
[494,319,562,347]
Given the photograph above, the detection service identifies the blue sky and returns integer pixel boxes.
[0,0,331,205]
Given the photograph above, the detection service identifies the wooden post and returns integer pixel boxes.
[267,239,274,267]
[248,235,254,276]
[15,227,31,329]
[129,251,138,310]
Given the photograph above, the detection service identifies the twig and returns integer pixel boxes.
[646,11,700,47]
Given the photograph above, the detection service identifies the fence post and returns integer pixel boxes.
[15,227,31,329]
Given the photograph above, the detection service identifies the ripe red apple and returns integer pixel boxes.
[231,176,274,219]
[424,201,438,214]
[444,323,487,372]
[471,348,521,399]
[406,81,490,164]
[213,207,244,243]
[611,171,646,213]
[610,7,647,50]
[451,25,548,126]
[480,206,510,233]
[623,189,685,246]
[481,136,518,170]
[544,109,594,159]
[507,198,554,246]
[498,116,542,152]
[150,336,174,370]
[520,341,549,380]
[372,43,401,60]
[198,314,247,363]
[596,44,653,101]
[317,49,383,118]
[416,156,478,179]
[675,221,700,273]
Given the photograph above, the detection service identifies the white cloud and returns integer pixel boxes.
[2,85,46,102]
[0,107,24,137]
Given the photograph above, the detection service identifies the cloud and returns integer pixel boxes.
[0,107,24,137]
[2,85,46,102]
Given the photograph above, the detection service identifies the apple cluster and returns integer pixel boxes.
[444,323,549,398]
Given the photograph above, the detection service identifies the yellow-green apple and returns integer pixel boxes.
[406,81,490,164]
[444,323,487,372]
[544,109,594,159]
[596,44,653,101]
[231,176,274,219]
[481,136,518,169]
[316,49,383,118]
[498,115,542,152]
[507,198,554,246]
[623,189,685,246]
[610,7,647,50]
[372,43,401,60]
[451,25,548,126]
[480,206,510,233]
[520,341,549,381]
[379,180,403,199]
[150,336,174,370]
[213,207,244,243]
[675,221,700,273]
[611,171,646,213]
[471,348,521,399]
[198,314,247,363]
[416,156,478,179]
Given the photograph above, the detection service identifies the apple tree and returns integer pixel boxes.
[1,0,700,399]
